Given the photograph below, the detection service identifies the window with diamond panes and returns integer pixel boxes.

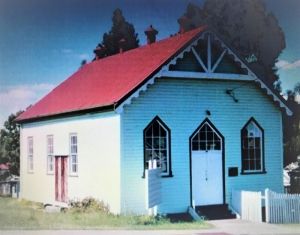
[241,120,264,173]
[192,123,221,151]
[144,118,170,176]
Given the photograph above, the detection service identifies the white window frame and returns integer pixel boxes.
[191,121,222,151]
[69,133,78,175]
[47,135,54,174]
[27,136,33,173]
[242,120,264,173]
[144,117,171,177]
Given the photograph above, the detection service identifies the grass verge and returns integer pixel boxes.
[0,197,209,230]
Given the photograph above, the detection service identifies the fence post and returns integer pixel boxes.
[265,188,270,223]
[145,169,149,213]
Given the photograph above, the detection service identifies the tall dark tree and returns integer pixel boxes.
[0,111,23,175]
[94,8,139,58]
[284,84,300,165]
[178,0,285,86]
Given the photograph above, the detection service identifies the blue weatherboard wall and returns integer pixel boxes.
[120,77,283,214]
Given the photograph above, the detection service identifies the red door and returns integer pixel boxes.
[55,156,68,202]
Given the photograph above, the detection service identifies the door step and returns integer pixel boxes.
[196,204,236,220]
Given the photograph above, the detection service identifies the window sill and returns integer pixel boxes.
[69,173,78,177]
[27,171,34,174]
[240,170,267,175]
[47,172,54,175]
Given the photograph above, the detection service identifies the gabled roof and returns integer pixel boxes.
[17,27,206,122]
[17,26,292,122]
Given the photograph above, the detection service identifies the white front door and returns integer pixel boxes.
[191,120,223,206]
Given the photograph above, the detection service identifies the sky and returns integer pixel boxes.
[0,0,300,126]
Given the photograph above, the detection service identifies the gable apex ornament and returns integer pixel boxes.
[245,54,258,64]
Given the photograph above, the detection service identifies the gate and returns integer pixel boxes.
[231,190,262,222]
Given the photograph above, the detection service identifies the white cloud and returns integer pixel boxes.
[276,59,300,70]
[0,83,55,127]
[78,53,89,60]
[61,49,91,61]
[61,49,73,54]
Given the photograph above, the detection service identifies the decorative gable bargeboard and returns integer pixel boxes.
[115,31,292,116]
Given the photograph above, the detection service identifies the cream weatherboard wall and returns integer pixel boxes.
[20,112,121,213]
[120,77,283,214]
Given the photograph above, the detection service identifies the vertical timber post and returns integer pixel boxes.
[207,33,211,72]
[265,188,270,223]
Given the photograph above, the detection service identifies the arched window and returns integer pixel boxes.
[144,116,172,177]
[241,118,265,173]
[191,121,222,151]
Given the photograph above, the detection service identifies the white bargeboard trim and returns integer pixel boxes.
[115,31,292,116]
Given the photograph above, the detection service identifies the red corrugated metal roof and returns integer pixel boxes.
[17,27,206,122]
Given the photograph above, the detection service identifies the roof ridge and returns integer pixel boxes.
[89,26,207,65]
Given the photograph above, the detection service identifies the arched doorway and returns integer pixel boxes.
[190,119,225,206]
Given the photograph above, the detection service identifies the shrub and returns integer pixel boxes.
[68,197,110,213]
[131,214,170,226]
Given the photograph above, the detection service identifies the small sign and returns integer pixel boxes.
[228,167,238,177]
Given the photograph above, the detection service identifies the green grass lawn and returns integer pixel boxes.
[280,224,300,229]
[0,197,209,230]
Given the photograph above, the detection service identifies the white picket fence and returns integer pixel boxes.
[231,190,262,222]
[231,189,300,224]
[265,189,300,223]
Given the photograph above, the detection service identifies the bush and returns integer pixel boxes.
[68,197,110,213]
[131,214,169,226]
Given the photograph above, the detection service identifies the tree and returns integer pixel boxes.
[94,8,139,58]
[0,111,23,175]
[283,84,300,165]
[294,82,300,95]
[178,0,285,86]
[80,59,87,67]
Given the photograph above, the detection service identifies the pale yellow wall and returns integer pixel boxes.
[20,112,121,214]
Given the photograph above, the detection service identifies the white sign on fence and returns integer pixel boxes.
[145,166,161,209]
